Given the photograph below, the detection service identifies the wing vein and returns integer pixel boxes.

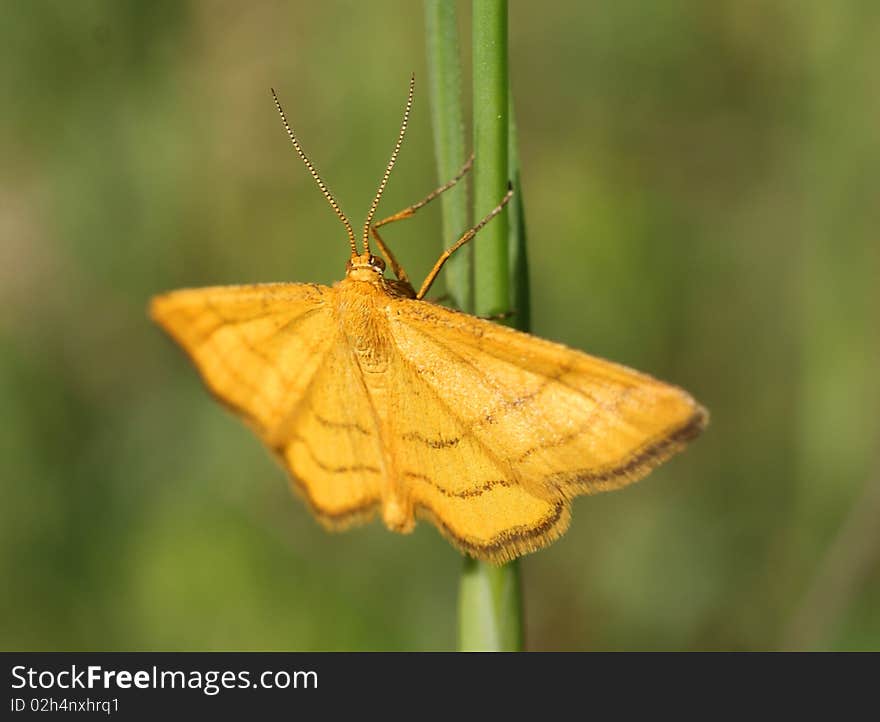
[390,321,524,489]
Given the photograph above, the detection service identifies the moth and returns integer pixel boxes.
[151,77,707,564]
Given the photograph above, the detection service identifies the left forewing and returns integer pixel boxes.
[150,282,335,437]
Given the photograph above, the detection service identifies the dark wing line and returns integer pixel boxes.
[312,406,371,435]
[403,471,512,499]
[400,430,462,448]
[551,407,707,492]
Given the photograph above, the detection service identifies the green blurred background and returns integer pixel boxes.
[2,1,878,650]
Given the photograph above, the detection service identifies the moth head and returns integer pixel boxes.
[346,253,386,282]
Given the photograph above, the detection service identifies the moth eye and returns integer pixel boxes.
[371,256,386,272]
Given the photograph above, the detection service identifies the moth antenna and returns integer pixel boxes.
[271,88,358,258]
[361,73,415,256]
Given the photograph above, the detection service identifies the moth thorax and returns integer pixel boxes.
[339,295,391,373]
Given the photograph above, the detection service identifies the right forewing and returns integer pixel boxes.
[387,299,706,500]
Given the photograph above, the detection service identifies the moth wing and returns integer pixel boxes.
[273,332,388,527]
[151,283,385,525]
[386,299,707,563]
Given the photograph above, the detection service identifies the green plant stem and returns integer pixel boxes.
[425,0,471,313]
[457,0,524,652]
[425,0,524,652]
[507,95,530,333]
[472,0,510,320]
[458,556,522,651]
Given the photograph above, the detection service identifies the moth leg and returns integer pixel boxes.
[373,153,473,230]
[371,226,411,284]
[370,153,474,284]
[417,182,514,300]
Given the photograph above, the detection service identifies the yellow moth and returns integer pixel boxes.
[150,78,707,564]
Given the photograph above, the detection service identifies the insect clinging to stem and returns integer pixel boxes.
[150,75,708,564]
